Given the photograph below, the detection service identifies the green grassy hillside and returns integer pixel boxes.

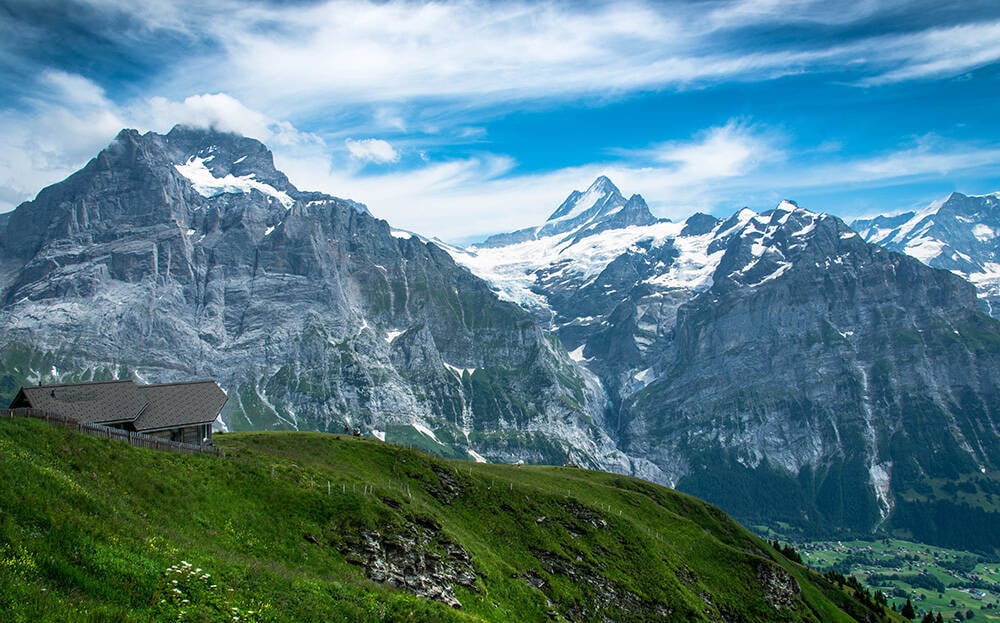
[0,418,903,622]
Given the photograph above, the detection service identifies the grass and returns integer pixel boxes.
[0,417,904,622]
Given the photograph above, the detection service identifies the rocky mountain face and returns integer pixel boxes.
[851,192,1000,317]
[4,129,998,550]
[0,126,644,474]
[451,180,1000,548]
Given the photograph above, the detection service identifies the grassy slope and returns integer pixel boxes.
[0,419,902,622]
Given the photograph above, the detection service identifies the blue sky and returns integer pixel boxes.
[2,0,1000,242]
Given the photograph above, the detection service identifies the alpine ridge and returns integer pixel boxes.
[2,130,999,550]
[450,179,1000,550]
[0,126,646,477]
[851,191,1000,317]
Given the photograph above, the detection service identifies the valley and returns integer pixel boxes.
[785,538,1000,621]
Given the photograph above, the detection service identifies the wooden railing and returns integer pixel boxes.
[2,408,224,457]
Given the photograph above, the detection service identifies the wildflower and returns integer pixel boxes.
[172,579,178,584]
[181,599,189,604]
[210,585,217,589]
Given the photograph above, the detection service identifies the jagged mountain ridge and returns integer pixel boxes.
[449,180,1000,548]
[851,191,1000,317]
[480,177,657,248]
[3,127,999,549]
[0,126,649,476]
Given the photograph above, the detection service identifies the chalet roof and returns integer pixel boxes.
[134,381,228,432]
[11,379,227,432]
[16,380,146,424]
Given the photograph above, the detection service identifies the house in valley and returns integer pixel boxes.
[9,379,227,446]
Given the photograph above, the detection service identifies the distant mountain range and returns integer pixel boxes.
[851,191,1000,317]
[1,128,998,551]
[449,177,1000,548]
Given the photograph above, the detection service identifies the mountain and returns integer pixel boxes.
[3,127,998,551]
[851,191,1000,317]
[480,176,657,247]
[449,182,1000,550]
[0,417,901,622]
[0,126,641,475]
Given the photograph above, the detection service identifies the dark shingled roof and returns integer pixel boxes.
[11,379,228,433]
[16,380,146,424]
[134,381,228,432]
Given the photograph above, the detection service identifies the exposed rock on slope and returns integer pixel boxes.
[451,182,1000,546]
[852,191,1000,317]
[0,127,637,474]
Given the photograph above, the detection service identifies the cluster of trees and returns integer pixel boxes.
[898,598,977,622]
[822,569,890,621]
[770,540,803,565]
[868,572,946,593]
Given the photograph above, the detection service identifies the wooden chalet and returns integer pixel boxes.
[9,379,227,446]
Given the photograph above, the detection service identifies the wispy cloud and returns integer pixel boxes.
[857,21,1000,85]
[312,126,1000,241]
[110,0,1000,117]
[0,71,126,209]
[3,1,1000,237]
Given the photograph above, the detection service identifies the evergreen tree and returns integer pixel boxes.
[901,599,916,620]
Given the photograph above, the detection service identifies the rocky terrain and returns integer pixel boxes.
[852,191,1000,317]
[1,128,998,548]
[450,179,1000,545]
[0,126,639,474]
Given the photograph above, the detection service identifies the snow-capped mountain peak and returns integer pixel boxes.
[852,190,1000,315]
[546,175,622,222]
[479,176,656,248]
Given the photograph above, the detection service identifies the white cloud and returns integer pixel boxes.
[304,121,785,240]
[121,0,1000,118]
[141,93,319,147]
[345,138,400,164]
[858,21,1000,85]
[0,72,127,211]
[0,83,318,212]
[652,121,782,179]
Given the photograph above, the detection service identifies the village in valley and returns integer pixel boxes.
[791,538,1000,620]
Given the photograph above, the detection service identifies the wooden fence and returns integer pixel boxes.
[2,408,224,457]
